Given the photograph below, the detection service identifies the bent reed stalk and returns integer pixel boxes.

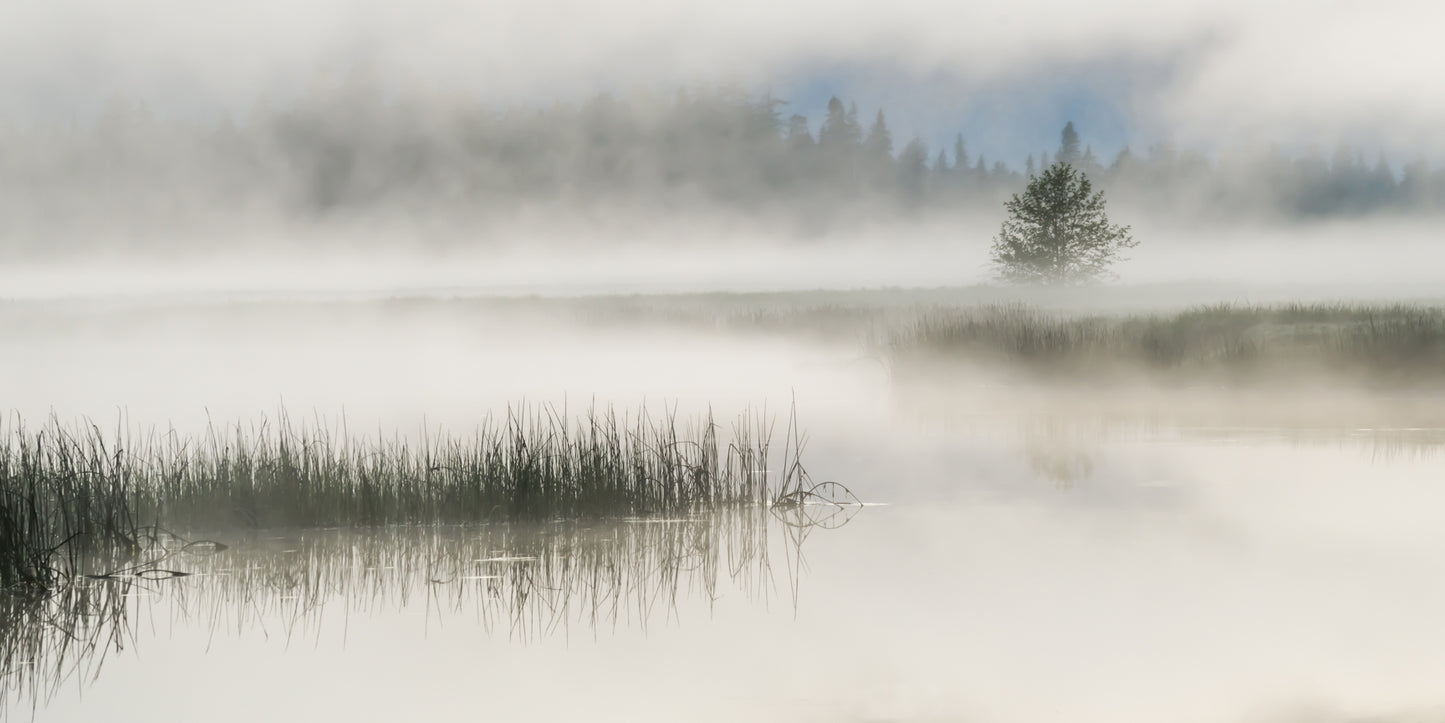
[0,404,800,591]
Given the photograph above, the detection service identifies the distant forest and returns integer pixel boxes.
[3,82,1443,243]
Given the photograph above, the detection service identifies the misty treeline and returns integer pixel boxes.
[3,81,1444,250]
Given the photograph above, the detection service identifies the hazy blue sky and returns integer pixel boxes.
[777,61,1143,168]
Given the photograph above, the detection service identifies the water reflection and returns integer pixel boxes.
[1024,442,1096,486]
[892,384,1445,474]
[894,374,1445,439]
[1,505,854,714]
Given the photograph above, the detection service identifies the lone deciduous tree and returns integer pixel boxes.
[989,162,1135,284]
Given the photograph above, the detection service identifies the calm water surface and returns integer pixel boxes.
[8,429,1445,723]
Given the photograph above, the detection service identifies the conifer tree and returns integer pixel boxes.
[785,114,814,150]
[1058,121,1081,166]
[989,162,1135,284]
[819,97,860,148]
[897,138,929,200]
[863,110,894,160]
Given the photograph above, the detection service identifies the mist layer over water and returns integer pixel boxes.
[7,218,1445,301]
[4,291,1445,721]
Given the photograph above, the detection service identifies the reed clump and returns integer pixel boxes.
[0,405,796,591]
[889,303,1445,387]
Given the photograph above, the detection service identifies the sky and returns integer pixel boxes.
[778,62,1142,168]
[1,0,1440,168]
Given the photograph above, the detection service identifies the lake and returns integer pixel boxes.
[5,290,1445,722]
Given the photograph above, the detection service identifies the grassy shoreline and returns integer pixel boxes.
[887,303,1445,388]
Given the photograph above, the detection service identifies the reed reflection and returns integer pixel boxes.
[1,503,857,714]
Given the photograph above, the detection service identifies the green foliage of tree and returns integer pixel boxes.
[989,162,1135,284]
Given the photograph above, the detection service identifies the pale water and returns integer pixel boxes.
[4,294,1445,722]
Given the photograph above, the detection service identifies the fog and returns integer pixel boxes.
[11,295,1445,722]
[7,219,1445,302]
[3,0,1445,278]
[5,2,1445,722]
[5,0,1443,150]
[9,268,1445,723]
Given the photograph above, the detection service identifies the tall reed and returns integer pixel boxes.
[0,405,796,590]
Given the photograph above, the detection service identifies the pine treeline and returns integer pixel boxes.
[2,83,1443,241]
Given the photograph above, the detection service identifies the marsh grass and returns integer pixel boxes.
[0,405,804,591]
[889,303,1445,387]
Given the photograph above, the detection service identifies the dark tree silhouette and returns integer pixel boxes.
[862,109,896,191]
[819,97,861,149]
[863,110,894,160]
[896,138,929,202]
[1057,121,1081,166]
[785,114,814,150]
[953,134,968,172]
[990,162,1135,284]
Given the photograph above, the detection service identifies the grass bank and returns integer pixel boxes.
[888,303,1445,387]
